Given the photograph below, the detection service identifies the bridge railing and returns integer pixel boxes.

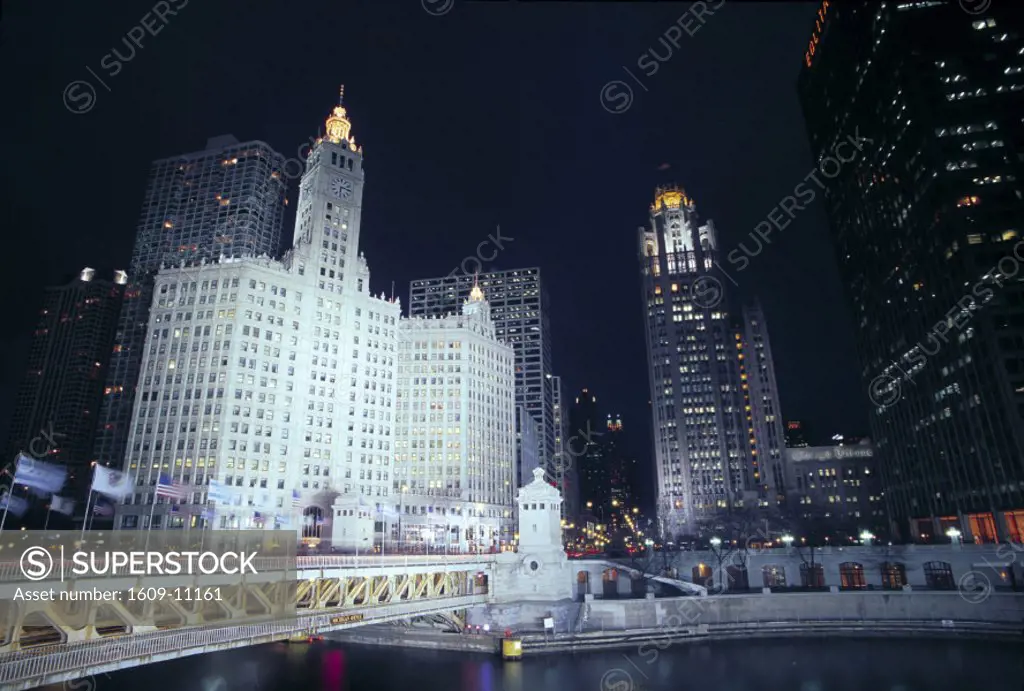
[296,553,494,570]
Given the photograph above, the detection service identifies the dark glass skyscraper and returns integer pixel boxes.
[6,268,127,510]
[93,137,287,474]
[570,387,606,515]
[798,1,1024,542]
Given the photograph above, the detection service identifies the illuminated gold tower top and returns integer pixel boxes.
[651,185,693,212]
[469,273,485,302]
[324,85,362,154]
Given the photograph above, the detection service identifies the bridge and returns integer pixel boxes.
[0,553,497,690]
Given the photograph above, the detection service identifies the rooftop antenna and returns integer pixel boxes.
[390,280,395,302]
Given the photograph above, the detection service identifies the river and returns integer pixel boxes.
[38,637,1024,691]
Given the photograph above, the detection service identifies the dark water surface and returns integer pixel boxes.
[39,637,1024,691]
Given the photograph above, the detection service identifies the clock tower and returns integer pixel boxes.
[292,85,368,295]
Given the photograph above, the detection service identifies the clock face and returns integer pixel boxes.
[330,176,353,200]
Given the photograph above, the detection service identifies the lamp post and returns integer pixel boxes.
[781,534,794,553]
[859,530,875,548]
[398,484,408,553]
[709,536,724,593]
[476,503,485,553]
[946,526,962,548]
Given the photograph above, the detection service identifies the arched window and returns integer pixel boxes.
[881,562,907,589]
[725,565,749,591]
[839,562,866,590]
[762,565,787,588]
[924,561,955,590]
[693,563,713,590]
[800,563,825,587]
[602,568,619,598]
[303,506,324,539]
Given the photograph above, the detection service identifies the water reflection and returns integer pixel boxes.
[37,637,1023,691]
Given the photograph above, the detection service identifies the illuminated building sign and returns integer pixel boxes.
[805,0,831,67]
[330,613,364,625]
[789,445,874,463]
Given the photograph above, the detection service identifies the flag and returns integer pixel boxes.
[0,492,29,517]
[92,465,132,499]
[208,479,231,504]
[156,473,187,500]
[14,453,66,495]
[92,500,114,517]
[291,489,301,508]
[50,495,75,516]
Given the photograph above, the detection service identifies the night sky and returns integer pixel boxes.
[0,1,868,506]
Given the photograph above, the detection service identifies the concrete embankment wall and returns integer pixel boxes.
[585,591,1024,632]
[329,626,498,654]
[331,592,1024,655]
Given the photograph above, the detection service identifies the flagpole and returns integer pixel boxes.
[80,490,94,541]
[0,492,10,535]
[145,493,158,551]
[199,501,209,552]
[44,504,52,531]
[0,454,23,534]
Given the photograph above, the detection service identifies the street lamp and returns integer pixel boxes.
[398,484,408,552]
[859,530,875,547]
[476,503,485,553]
[946,527,962,546]
[709,536,722,548]
[781,534,794,548]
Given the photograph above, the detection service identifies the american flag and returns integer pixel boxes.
[155,473,187,500]
[292,489,301,508]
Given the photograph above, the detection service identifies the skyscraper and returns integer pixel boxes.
[408,269,557,488]
[570,387,606,516]
[115,91,518,551]
[737,301,789,507]
[6,268,127,508]
[394,283,517,550]
[638,186,788,538]
[551,375,578,519]
[116,93,399,536]
[94,135,287,477]
[604,413,636,511]
[797,1,1024,542]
